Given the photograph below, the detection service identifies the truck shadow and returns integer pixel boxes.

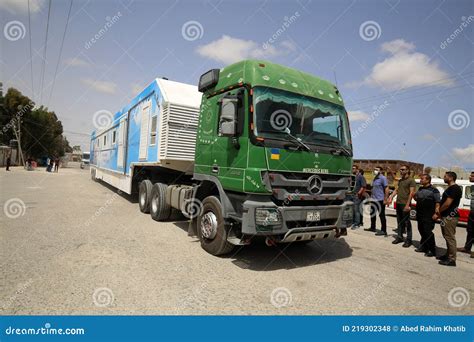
[95,179,138,203]
[172,221,353,270]
[228,239,353,271]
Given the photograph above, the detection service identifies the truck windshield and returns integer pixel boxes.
[253,87,351,151]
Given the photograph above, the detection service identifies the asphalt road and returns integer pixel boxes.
[1,164,472,315]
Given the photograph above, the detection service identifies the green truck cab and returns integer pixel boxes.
[190,60,354,255]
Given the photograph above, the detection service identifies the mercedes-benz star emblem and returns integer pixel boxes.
[307,175,323,195]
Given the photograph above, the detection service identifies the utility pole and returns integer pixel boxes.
[13,119,24,167]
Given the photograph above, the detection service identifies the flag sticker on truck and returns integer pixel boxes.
[270,148,280,160]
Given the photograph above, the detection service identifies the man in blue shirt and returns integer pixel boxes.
[365,166,389,236]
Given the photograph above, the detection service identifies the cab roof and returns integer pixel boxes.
[208,59,345,107]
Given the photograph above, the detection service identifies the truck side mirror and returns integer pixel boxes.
[219,96,238,137]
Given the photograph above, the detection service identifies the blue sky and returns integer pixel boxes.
[1,0,473,169]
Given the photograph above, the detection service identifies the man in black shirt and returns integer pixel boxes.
[413,174,440,257]
[437,171,463,267]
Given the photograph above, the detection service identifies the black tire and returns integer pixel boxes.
[197,196,234,256]
[150,183,171,221]
[138,180,153,213]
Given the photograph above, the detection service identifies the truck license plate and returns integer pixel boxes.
[306,211,321,222]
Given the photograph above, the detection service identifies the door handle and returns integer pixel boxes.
[212,164,219,173]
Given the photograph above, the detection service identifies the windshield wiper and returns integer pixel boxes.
[283,128,311,151]
[257,128,311,151]
[312,140,352,156]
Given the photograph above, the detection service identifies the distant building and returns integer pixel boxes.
[430,166,471,180]
[71,145,82,162]
[0,145,18,167]
[353,159,424,184]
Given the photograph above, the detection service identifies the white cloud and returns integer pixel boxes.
[196,35,281,64]
[81,79,117,94]
[349,39,453,90]
[380,39,415,54]
[0,0,43,14]
[64,57,90,67]
[280,40,297,52]
[347,110,370,121]
[452,144,474,164]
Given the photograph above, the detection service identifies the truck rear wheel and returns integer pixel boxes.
[197,196,234,256]
[150,183,171,221]
[138,180,152,213]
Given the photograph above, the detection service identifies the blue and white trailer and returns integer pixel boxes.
[90,78,202,196]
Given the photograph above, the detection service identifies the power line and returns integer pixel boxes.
[28,0,35,102]
[47,0,74,107]
[39,0,52,104]
[345,71,474,108]
[350,82,472,113]
[345,71,474,105]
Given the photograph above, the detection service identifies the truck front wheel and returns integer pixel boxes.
[197,196,234,256]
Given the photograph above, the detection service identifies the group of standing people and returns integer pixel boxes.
[351,165,473,268]
[46,157,60,173]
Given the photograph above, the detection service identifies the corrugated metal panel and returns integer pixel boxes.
[158,103,199,161]
[139,101,151,160]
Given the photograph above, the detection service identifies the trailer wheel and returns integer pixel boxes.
[138,180,153,213]
[197,196,234,256]
[150,183,171,221]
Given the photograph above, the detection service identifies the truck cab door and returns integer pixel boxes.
[211,88,248,192]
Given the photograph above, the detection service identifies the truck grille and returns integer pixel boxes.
[269,172,352,202]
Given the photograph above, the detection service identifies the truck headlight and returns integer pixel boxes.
[342,206,353,221]
[255,208,281,226]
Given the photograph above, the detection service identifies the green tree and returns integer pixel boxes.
[1,86,71,160]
